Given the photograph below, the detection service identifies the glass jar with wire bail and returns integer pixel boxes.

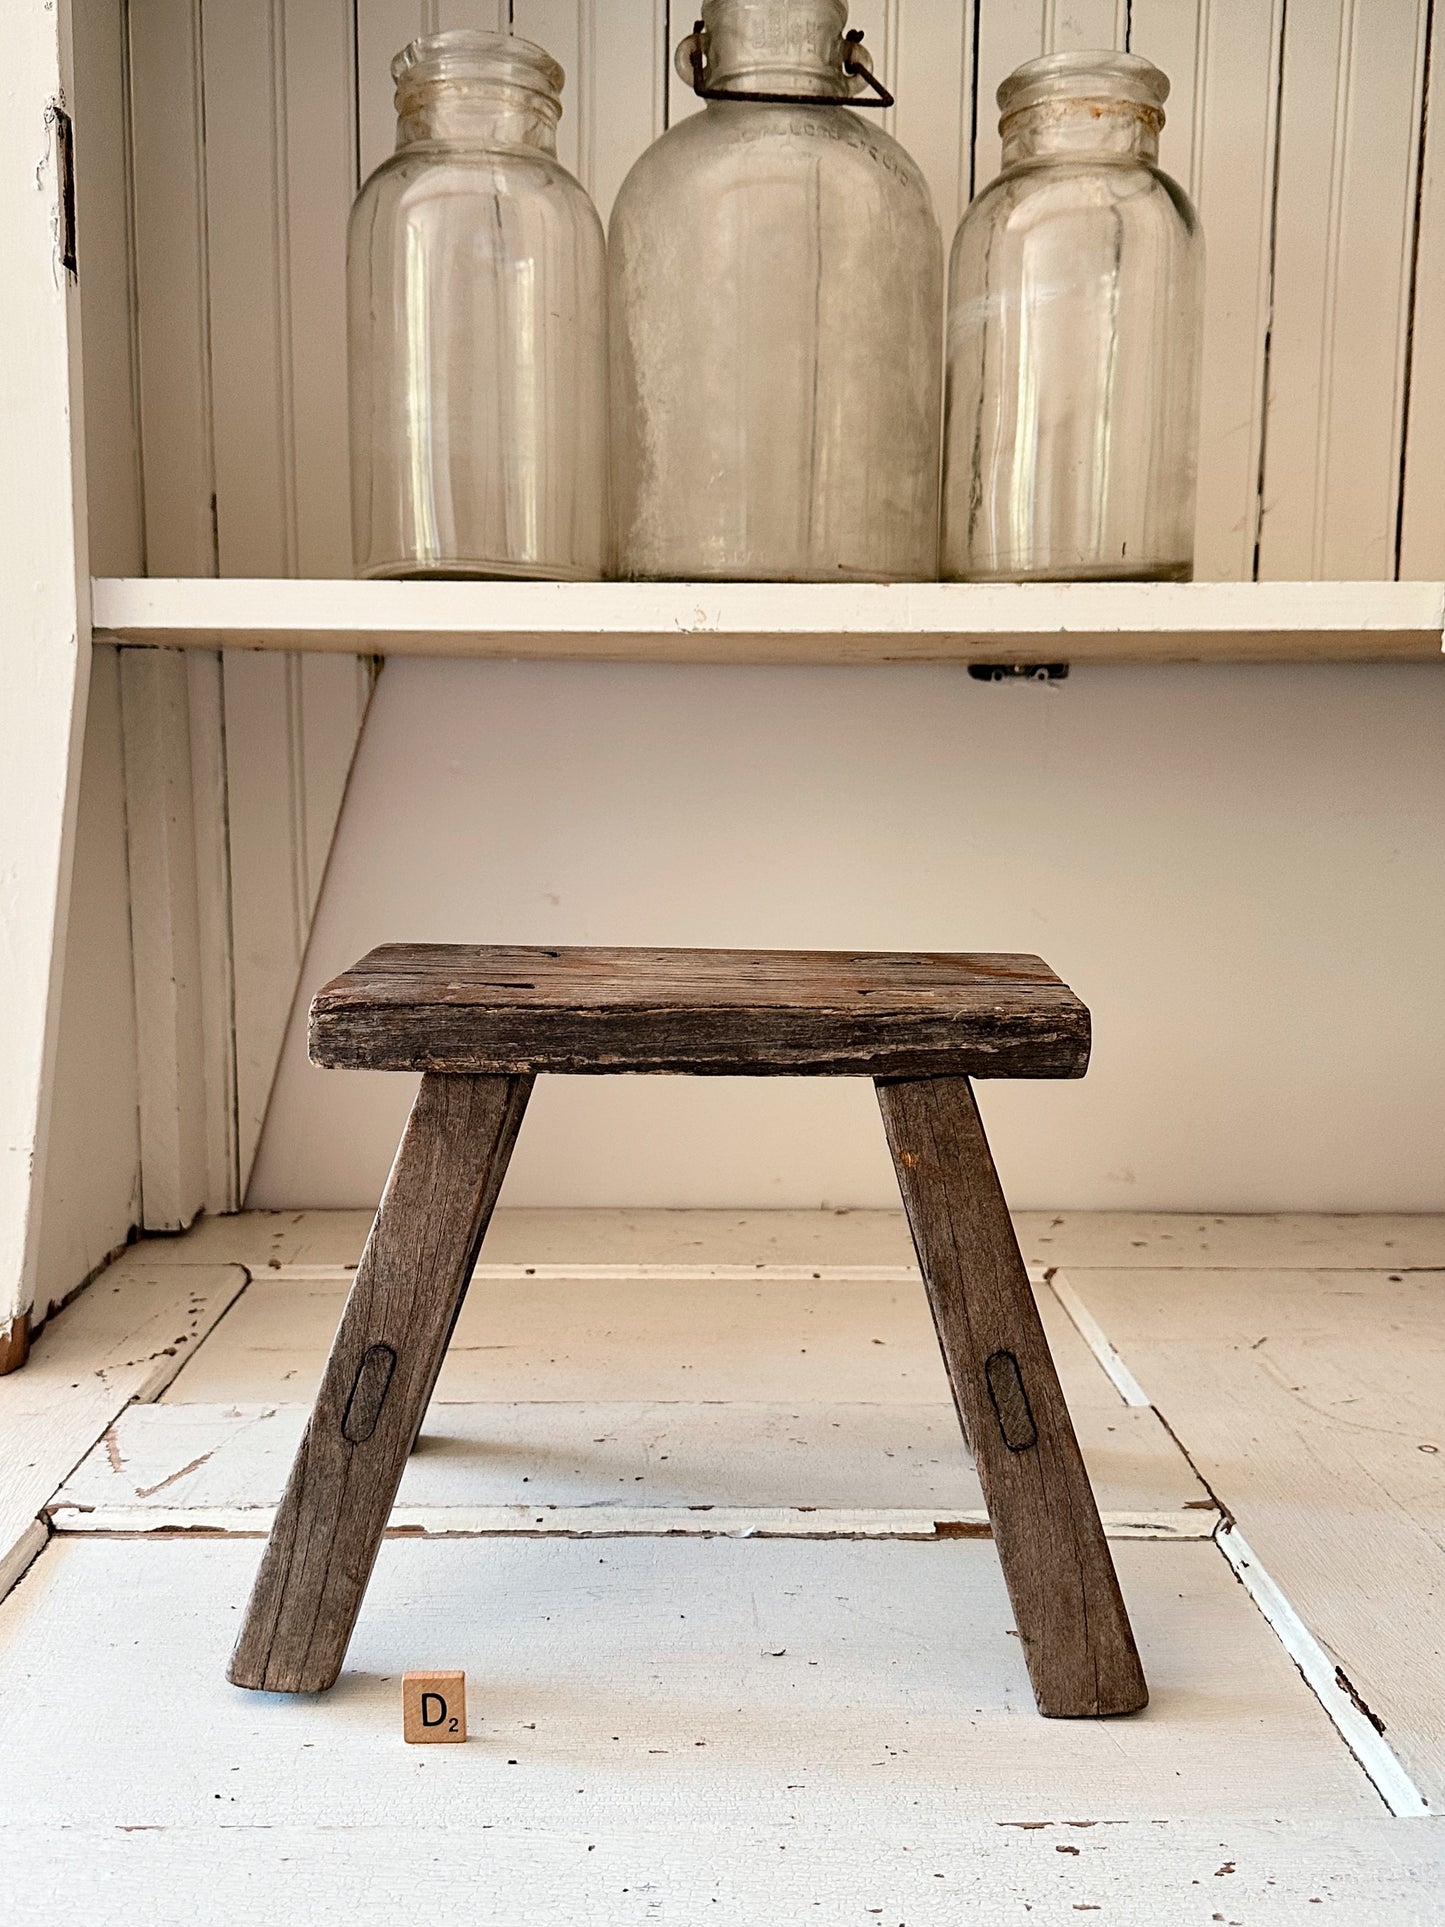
[941,51,1204,582]
[608,0,943,582]
[348,31,607,579]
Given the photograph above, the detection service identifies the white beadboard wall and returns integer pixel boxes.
[71,1,1445,1214]
[68,0,377,1233]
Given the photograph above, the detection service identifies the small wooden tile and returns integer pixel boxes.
[402,1669,466,1744]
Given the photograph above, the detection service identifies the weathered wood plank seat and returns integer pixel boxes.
[307,943,1093,1077]
[230,945,1145,1720]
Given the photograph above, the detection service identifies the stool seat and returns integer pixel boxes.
[310,943,1091,1078]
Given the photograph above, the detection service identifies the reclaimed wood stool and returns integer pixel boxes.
[229,945,1146,1718]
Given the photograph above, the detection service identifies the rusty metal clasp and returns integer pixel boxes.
[679,21,895,109]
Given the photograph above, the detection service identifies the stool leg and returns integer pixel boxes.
[228,1073,532,1693]
[876,1075,1147,1717]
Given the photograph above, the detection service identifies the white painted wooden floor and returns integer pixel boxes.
[3,1209,1445,1924]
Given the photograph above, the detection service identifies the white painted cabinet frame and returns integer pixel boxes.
[0,2,92,1368]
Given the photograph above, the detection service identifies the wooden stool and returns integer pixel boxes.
[229,945,1146,1718]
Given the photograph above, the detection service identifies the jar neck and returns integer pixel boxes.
[397,79,559,152]
[701,0,852,97]
[1000,97,1161,167]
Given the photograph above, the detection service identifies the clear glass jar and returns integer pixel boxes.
[608,0,942,582]
[348,31,607,579]
[941,52,1204,582]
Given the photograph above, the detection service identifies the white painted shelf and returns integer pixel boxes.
[91,577,1445,665]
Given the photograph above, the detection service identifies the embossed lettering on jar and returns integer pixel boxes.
[348,31,607,580]
[942,52,1204,583]
[609,0,943,582]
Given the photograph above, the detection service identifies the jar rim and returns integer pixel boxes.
[997,49,1169,120]
[392,29,564,102]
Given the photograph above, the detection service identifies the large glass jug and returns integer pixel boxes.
[609,0,942,581]
[348,31,607,579]
[941,52,1204,582]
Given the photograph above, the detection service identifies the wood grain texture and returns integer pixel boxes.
[1257,0,1432,579]
[877,1076,1146,1717]
[229,1073,531,1692]
[308,945,1091,1078]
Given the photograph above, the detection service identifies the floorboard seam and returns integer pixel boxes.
[1045,1267,1433,1820]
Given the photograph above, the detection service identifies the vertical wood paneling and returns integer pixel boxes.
[892,0,972,245]
[281,0,358,577]
[127,0,216,576]
[124,0,376,1215]
[202,2,296,576]
[435,0,511,28]
[1046,1,1128,49]
[34,649,143,1317]
[185,650,241,1211]
[72,0,144,578]
[581,0,668,219]
[200,0,376,1194]
[358,1,426,181]
[1256,0,1431,580]
[1399,0,1445,577]
[222,653,309,1185]
[514,1,667,221]
[124,0,235,1225]
[1132,0,1284,580]
[118,649,211,1230]
[972,4,1045,189]
[510,0,589,178]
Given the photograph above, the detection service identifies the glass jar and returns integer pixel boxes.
[348,31,607,579]
[608,0,943,582]
[941,52,1204,582]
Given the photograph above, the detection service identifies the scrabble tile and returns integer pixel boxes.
[402,1669,466,1743]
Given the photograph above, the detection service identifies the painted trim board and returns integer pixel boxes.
[91,577,1445,663]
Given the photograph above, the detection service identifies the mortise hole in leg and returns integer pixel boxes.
[985,1349,1038,1452]
[341,1344,398,1444]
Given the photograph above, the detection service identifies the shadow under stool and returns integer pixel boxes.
[228,943,1147,1719]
